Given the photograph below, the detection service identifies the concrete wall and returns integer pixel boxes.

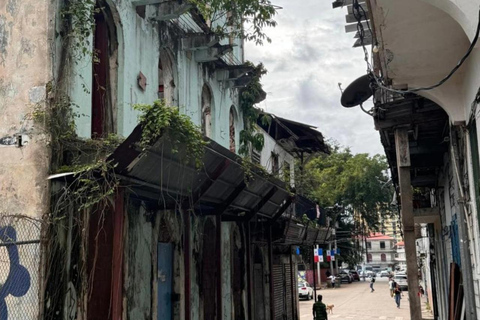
[258,126,294,184]
[0,0,52,317]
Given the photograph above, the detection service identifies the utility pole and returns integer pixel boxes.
[395,128,422,320]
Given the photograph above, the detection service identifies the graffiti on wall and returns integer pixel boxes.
[0,226,31,320]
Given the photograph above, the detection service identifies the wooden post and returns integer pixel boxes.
[216,214,222,319]
[395,128,422,320]
[184,208,191,320]
[268,226,275,320]
[246,222,253,320]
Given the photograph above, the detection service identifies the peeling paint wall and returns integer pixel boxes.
[0,0,52,317]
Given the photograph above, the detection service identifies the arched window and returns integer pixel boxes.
[381,253,387,262]
[92,1,118,138]
[229,107,237,152]
[367,254,372,262]
[201,85,213,138]
[159,49,177,105]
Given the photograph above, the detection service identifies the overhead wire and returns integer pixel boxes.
[352,0,480,94]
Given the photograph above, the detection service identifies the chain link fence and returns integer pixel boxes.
[0,215,41,320]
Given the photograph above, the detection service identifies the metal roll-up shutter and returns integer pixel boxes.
[284,263,293,320]
[272,264,286,320]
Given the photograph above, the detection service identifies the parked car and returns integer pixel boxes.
[380,270,390,277]
[393,274,408,291]
[338,271,352,283]
[349,270,360,281]
[298,282,314,300]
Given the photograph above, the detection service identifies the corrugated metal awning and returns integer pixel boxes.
[109,125,294,221]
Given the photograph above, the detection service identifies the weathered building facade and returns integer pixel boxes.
[1,1,330,319]
[334,0,480,319]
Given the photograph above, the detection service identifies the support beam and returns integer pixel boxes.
[332,0,365,8]
[194,46,233,63]
[181,34,218,51]
[244,187,278,222]
[213,181,247,216]
[270,196,294,223]
[149,2,192,21]
[216,213,222,319]
[183,208,191,320]
[413,207,440,224]
[246,223,253,320]
[183,160,229,208]
[268,226,275,320]
[395,128,422,320]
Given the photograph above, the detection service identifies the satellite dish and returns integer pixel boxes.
[340,74,373,108]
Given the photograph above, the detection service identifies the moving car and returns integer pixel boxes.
[349,270,360,281]
[298,282,314,300]
[393,274,408,291]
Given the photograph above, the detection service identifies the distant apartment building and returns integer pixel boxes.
[362,233,396,270]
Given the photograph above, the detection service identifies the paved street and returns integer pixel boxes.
[299,277,412,320]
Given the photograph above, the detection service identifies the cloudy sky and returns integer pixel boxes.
[244,0,384,156]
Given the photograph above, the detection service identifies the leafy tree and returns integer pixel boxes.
[299,143,394,265]
[190,0,278,45]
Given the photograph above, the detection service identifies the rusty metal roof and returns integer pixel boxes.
[257,111,330,156]
[109,125,294,221]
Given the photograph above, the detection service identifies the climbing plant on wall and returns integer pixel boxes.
[190,0,278,45]
[238,62,268,156]
[134,100,208,168]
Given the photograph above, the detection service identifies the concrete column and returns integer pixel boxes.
[395,128,422,320]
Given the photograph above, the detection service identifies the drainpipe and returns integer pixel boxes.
[450,128,477,320]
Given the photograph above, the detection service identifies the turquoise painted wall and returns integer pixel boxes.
[69,0,244,152]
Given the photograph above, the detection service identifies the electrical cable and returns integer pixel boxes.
[352,0,480,94]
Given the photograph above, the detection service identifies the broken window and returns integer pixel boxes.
[159,49,177,105]
[229,107,236,152]
[201,84,213,138]
[271,152,279,176]
[92,1,118,138]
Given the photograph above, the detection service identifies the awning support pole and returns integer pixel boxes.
[395,128,422,320]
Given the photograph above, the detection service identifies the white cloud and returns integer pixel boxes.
[245,0,384,156]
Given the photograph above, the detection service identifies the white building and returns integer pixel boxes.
[362,233,396,270]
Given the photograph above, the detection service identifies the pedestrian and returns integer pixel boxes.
[312,294,328,320]
[329,275,336,289]
[388,277,394,297]
[370,275,375,292]
[418,285,425,298]
[394,283,402,308]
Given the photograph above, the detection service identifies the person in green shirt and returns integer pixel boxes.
[312,295,328,320]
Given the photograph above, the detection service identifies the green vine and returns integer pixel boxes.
[61,0,98,60]
[134,100,207,168]
[239,62,269,156]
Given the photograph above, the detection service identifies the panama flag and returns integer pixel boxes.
[326,250,331,257]
[314,248,319,262]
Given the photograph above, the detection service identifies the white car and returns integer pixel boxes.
[298,282,314,300]
[393,274,408,291]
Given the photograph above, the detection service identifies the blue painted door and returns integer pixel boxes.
[157,243,173,320]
